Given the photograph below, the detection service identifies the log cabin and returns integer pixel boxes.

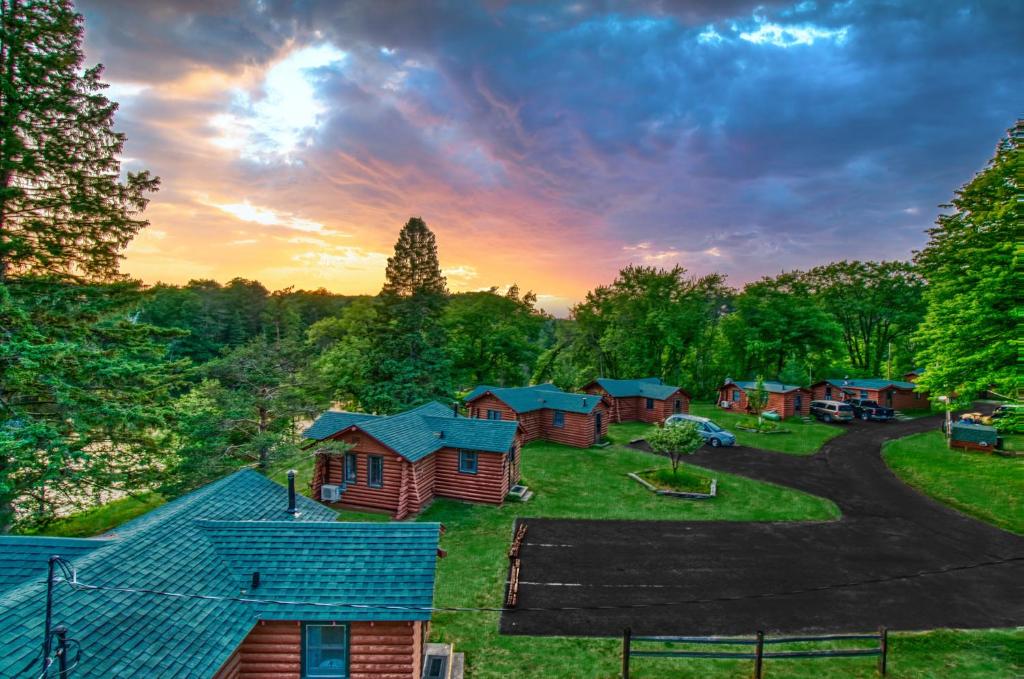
[304,401,522,519]
[810,378,929,411]
[581,377,690,423]
[903,368,925,383]
[717,378,812,418]
[463,384,609,447]
[0,470,449,679]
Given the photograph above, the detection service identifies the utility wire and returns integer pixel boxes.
[50,554,1024,615]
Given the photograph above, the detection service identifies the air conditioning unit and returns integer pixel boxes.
[321,484,341,502]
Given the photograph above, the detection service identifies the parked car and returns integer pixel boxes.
[665,413,736,447]
[847,398,894,422]
[809,400,855,423]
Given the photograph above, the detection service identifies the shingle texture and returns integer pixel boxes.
[726,379,805,394]
[0,470,440,678]
[464,384,603,414]
[303,401,519,460]
[0,536,109,593]
[821,378,918,391]
[589,377,686,400]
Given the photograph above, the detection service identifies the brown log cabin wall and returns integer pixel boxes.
[539,407,608,447]
[585,388,689,424]
[718,388,809,418]
[433,448,513,504]
[215,619,426,679]
[316,431,404,515]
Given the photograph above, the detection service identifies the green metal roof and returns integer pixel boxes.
[588,377,688,400]
[0,536,109,594]
[463,384,603,414]
[0,470,440,678]
[725,379,806,394]
[304,401,519,461]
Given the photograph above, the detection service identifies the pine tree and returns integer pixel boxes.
[0,0,159,282]
[361,218,451,413]
[381,217,447,297]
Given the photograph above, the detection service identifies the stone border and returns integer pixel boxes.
[628,469,717,499]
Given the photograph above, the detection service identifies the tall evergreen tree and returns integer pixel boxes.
[0,0,159,281]
[361,218,451,413]
[913,121,1021,402]
[380,217,447,296]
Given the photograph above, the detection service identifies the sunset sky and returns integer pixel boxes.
[78,0,1021,315]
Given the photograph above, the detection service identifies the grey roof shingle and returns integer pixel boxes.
[0,470,440,678]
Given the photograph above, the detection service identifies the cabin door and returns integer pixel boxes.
[594,413,602,443]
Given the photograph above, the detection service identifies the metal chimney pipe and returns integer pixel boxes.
[286,470,297,514]
[452,402,459,417]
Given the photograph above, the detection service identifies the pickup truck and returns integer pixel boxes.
[846,398,894,422]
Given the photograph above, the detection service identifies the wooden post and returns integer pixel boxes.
[754,630,764,679]
[622,627,631,679]
[879,626,888,676]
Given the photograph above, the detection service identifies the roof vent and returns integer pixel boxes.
[435,431,444,439]
[251,571,260,590]
[582,397,588,406]
[451,402,459,418]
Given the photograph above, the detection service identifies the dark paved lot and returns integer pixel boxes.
[500,413,1024,637]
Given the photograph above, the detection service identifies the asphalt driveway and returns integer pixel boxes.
[500,414,1024,637]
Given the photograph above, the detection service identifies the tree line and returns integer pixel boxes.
[0,1,1018,531]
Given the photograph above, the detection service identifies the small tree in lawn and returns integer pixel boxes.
[749,375,771,426]
[647,422,705,477]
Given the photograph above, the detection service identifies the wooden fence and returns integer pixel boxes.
[504,523,528,608]
[622,627,887,679]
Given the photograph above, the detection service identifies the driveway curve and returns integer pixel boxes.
[500,413,1024,637]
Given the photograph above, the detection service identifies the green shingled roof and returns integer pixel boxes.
[0,536,109,594]
[726,379,805,394]
[0,470,440,679]
[463,384,603,414]
[588,377,687,400]
[303,401,519,461]
[302,410,381,440]
[820,378,918,391]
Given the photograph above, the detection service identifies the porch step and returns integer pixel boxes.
[423,643,465,679]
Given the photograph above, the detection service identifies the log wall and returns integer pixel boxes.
[717,387,809,418]
[584,387,690,424]
[218,619,426,679]
[317,431,405,515]
[433,448,510,504]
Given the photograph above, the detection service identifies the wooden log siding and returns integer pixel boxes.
[809,384,927,411]
[316,430,405,516]
[541,407,608,447]
[584,388,690,424]
[434,448,512,504]
[217,620,426,679]
[717,387,810,418]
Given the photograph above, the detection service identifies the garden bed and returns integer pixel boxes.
[629,468,717,499]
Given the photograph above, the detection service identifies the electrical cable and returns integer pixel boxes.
[49,553,1024,615]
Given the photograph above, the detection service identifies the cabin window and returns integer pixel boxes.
[487,409,502,420]
[303,623,348,678]
[731,390,740,402]
[343,455,357,483]
[645,398,654,410]
[552,410,565,428]
[367,456,383,488]
[860,390,869,399]
[458,450,478,474]
[673,399,682,413]
[825,386,832,400]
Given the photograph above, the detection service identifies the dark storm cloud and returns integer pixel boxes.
[77,0,1023,297]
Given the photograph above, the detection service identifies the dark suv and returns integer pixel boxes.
[847,398,894,422]
[809,400,854,423]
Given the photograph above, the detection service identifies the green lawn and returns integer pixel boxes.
[19,491,165,538]
[883,430,1024,535]
[689,401,846,455]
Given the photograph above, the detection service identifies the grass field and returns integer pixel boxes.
[883,430,1024,535]
[689,401,846,455]
[18,491,166,538]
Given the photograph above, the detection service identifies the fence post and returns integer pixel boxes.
[754,630,764,679]
[622,627,631,679]
[878,626,888,676]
